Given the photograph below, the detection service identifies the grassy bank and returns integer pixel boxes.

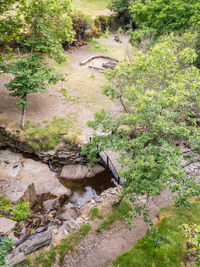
[112,201,200,267]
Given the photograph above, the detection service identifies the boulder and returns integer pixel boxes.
[43,198,60,212]
[59,164,105,180]
[57,203,79,221]
[17,159,71,198]
[0,179,36,206]
[0,150,23,180]
[16,231,52,255]
[6,252,26,267]
[0,217,17,235]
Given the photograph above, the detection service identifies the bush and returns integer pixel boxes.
[70,12,91,41]
[0,237,14,265]
[95,15,113,32]
[11,202,30,222]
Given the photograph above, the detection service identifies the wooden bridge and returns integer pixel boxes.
[99,151,125,184]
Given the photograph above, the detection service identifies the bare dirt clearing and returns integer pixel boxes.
[0,34,129,141]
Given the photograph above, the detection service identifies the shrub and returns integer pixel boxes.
[70,12,92,41]
[11,202,30,222]
[95,15,112,32]
[0,237,14,265]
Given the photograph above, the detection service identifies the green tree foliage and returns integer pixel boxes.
[82,33,200,224]
[130,0,200,36]
[108,0,135,26]
[129,0,200,67]
[0,0,24,44]
[22,0,74,63]
[0,56,65,129]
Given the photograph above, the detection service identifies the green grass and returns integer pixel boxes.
[112,201,200,267]
[80,224,91,236]
[24,116,81,151]
[61,88,80,103]
[87,38,109,53]
[72,0,109,16]
[96,200,132,233]
[89,206,103,220]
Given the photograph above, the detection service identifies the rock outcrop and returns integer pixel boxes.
[0,127,87,165]
[0,150,71,206]
[17,159,71,199]
[1,179,36,206]
[59,164,105,180]
[0,217,17,235]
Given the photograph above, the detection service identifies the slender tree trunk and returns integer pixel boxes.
[21,95,27,130]
[21,106,26,130]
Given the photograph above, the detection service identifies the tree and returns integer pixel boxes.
[129,0,200,67]
[108,0,135,27]
[82,33,200,224]
[130,0,200,36]
[0,56,65,129]
[22,0,74,63]
[0,0,74,129]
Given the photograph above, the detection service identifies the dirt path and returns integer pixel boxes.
[64,189,173,267]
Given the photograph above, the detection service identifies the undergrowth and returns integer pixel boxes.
[0,197,30,222]
[96,200,132,233]
[24,116,81,151]
[90,206,103,220]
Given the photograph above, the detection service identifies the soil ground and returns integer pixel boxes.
[0,34,130,142]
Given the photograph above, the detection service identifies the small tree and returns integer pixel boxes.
[0,56,65,129]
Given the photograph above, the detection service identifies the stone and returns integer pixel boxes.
[43,198,60,212]
[64,229,69,236]
[16,231,52,255]
[59,164,105,180]
[0,217,17,235]
[57,203,79,221]
[0,178,36,206]
[6,252,26,266]
[0,150,23,180]
[17,159,71,198]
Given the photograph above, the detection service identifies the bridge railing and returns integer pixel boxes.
[99,150,120,184]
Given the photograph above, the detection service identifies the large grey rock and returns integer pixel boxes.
[0,217,17,235]
[16,231,52,255]
[59,164,105,180]
[0,178,36,206]
[0,150,23,179]
[43,198,60,212]
[6,252,26,266]
[17,159,71,198]
[57,203,79,221]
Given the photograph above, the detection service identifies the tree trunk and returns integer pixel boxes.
[21,106,26,130]
[21,95,27,130]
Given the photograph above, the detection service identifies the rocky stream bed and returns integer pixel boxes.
[0,147,119,266]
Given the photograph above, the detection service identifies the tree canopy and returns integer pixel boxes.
[82,32,200,223]
[130,0,200,36]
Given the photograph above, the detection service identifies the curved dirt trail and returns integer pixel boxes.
[64,189,173,267]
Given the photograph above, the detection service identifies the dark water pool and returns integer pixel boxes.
[59,170,117,209]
